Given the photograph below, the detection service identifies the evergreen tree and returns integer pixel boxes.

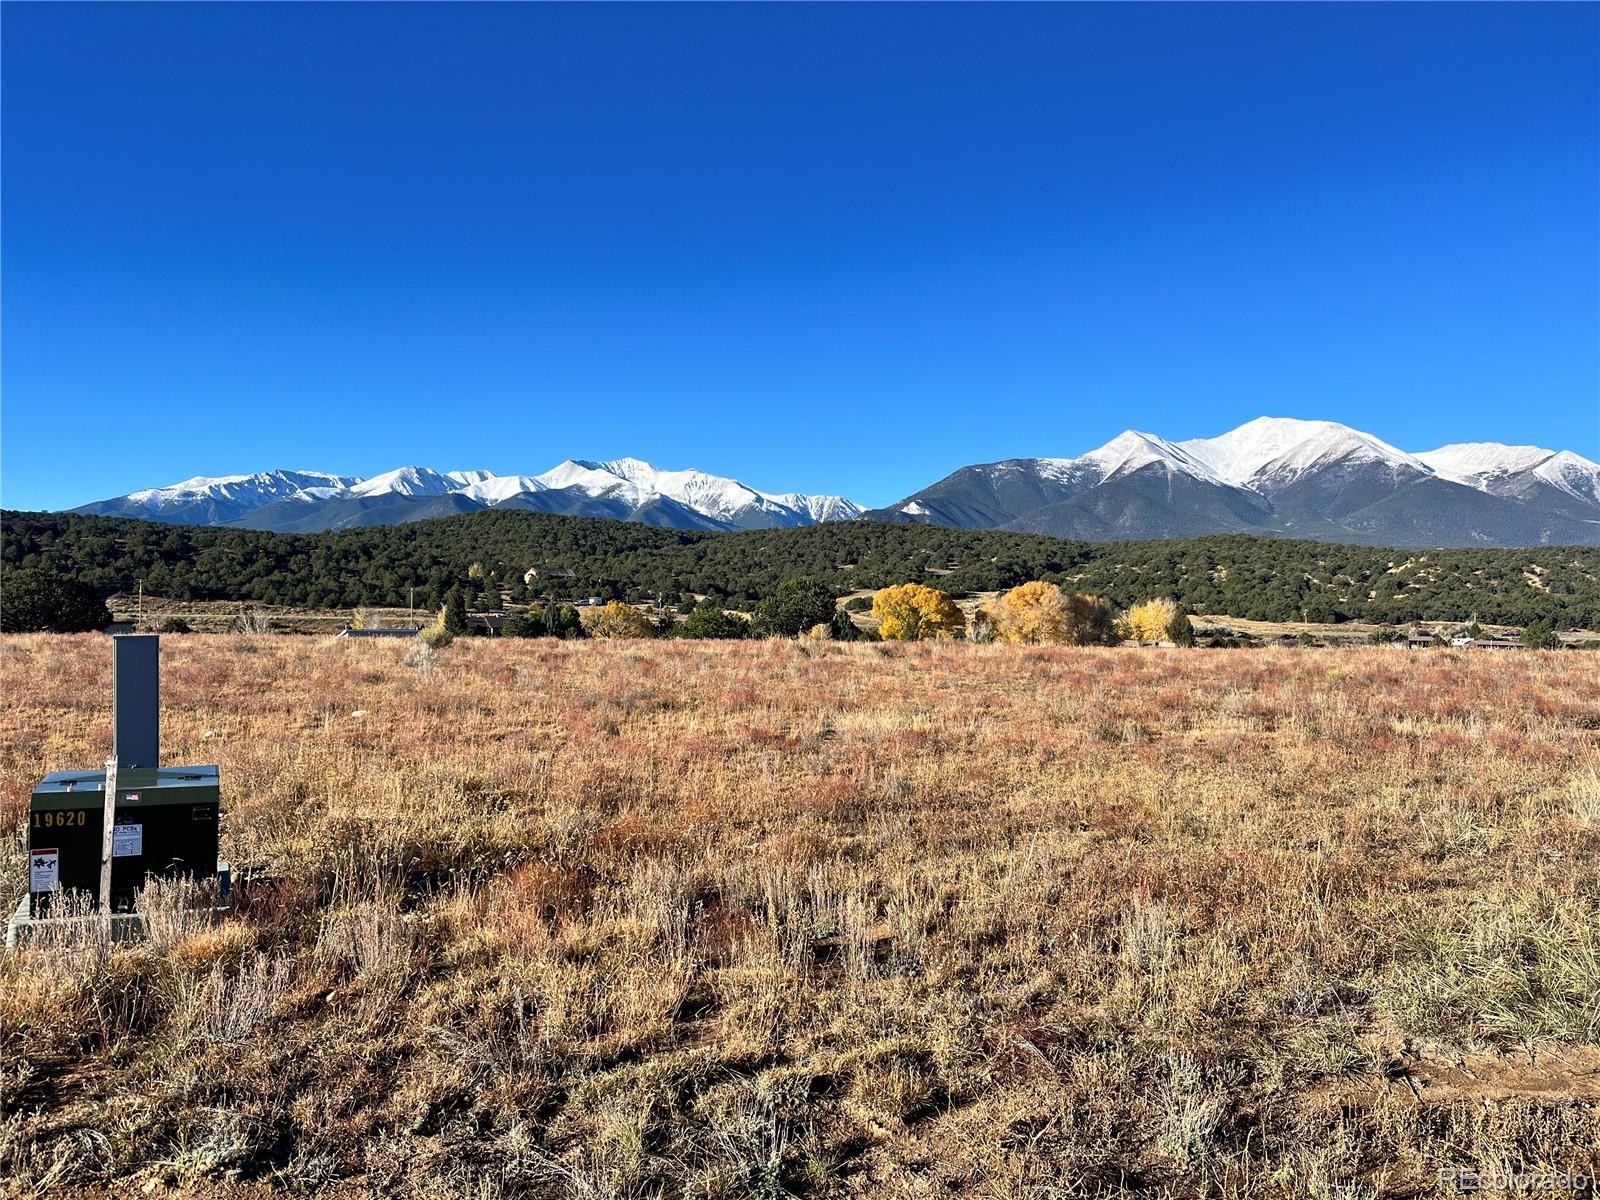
[544,604,583,639]
[441,585,469,636]
[1167,605,1196,647]
[1522,620,1558,650]
[1060,593,1120,646]
[674,599,749,639]
[0,568,113,633]
[751,578,836,637]
[502,610,545,637]
[829,607,862,642]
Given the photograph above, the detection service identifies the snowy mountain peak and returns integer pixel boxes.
[1180,417,1427,486]
[1542,448,1600,473]
[1533,450,1600,505]
[1417,443,1557,484]
[451,472,550,504]
[594,457,663,484]
[125,469,356,507]
[126,473,254,501]
[604,459,755,507]
[1416,444,1600,506]
[1080,430,1229,486]
[767,493,866,523]
[526,457,856,526]
[533,459,644,498]
[347,466,457,498]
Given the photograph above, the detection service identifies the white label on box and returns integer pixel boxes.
[112,823,143,857]
[30,849,59,891]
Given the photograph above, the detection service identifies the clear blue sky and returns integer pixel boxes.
[3,2,1596,511]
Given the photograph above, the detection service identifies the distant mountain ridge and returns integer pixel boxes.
[75,458,865,534]
[864,417,1600,548]
[71,418,1600,547]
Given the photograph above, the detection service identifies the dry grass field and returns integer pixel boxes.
[1,634,1598,1198]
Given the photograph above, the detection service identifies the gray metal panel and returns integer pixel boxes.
[113,635,160,769]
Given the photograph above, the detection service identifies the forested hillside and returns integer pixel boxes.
[5,509,1598,628]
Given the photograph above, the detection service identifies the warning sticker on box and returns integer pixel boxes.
[112,823,143,857]
[30,849,59,892]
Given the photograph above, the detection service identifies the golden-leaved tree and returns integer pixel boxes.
[872,583,965,641]
[987,582,1121,646]
[987,580,1069,644]
[582,600,655,639]
[1126,597,1179,643]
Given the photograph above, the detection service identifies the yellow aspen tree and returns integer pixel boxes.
[872,583,965,641]
[1126,598,1179,643]
[582,600,655,639]
[988,581,1068,644]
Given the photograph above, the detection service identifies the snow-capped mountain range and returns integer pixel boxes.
[70,419,1600,547]
[863,417,1600,547]
[78,458,864,533]
[1002,418,1595,502]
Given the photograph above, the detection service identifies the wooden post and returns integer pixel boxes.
[100,754,118,915]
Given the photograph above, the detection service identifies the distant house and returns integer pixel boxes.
[1467,637,1523,651]
[336,627,420,639]
[1400,636,1435,650]
[524,566,576,584]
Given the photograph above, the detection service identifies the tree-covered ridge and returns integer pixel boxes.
[4,509,1597,628]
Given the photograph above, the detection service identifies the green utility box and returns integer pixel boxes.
[29,766,220,915]
[24,635,222,918]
